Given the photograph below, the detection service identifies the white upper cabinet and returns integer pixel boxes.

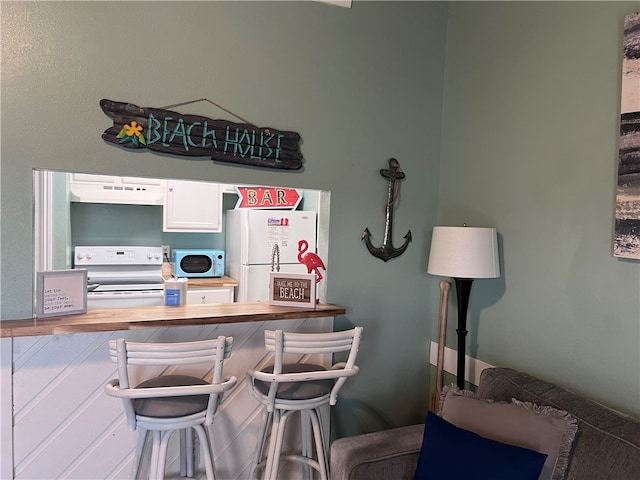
[163,179,222,232]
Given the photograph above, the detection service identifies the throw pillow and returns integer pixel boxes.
[438,386,578,480]
[413,411,548,480]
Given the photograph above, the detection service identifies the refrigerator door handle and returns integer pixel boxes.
[271,244,280,272]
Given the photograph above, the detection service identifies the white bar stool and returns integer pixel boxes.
[246,327,363,480]
[105,336,237,480]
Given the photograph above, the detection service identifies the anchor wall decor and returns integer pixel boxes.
[362,158,412,261]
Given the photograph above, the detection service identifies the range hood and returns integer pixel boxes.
[69,173,165,205]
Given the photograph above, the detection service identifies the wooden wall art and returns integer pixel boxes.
[100,99,303,170]
[615,12,640,259]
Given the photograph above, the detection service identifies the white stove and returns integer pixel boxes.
[74,246,165,309]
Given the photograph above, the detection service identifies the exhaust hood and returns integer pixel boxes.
[69,173,165,205]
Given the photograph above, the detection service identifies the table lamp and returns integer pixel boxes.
[427,225,500,389]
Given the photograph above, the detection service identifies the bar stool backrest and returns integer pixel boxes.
[262,327,363,407]
[108,336,234,429]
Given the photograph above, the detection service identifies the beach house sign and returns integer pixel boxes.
[100,99,303,170]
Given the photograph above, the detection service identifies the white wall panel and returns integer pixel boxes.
[9,318,331,479]
[1,338,13,480]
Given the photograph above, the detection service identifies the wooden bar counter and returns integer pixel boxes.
[0,302,346,338]
[1,302,346,478]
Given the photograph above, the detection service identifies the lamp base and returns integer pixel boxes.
[454,278,474,389]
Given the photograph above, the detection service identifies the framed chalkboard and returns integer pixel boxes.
[36,269,88,318]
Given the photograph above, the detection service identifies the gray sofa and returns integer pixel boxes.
[330,368,640,480]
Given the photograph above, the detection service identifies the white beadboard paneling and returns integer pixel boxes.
[429,341,494,386]
[1,338,13,480]
[9,317,332,480]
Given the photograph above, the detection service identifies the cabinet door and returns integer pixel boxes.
[186,287,234,304]
[163,180,221,232]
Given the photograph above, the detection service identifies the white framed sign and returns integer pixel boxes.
[36,269,88,318]
[269,272,316,308]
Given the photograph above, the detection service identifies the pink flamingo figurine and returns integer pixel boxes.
[297,239,326,283]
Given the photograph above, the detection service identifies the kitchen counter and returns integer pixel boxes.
[186,276,238,287]
[0,302,346,338]
[162,275,239,288]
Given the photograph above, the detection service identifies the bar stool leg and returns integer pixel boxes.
[300,410,313,480]
[157,430,175,480]
[252,408,272,476]
[308,409,328,480]
[179,429,187,477]
[131,428,150,480]
[266,409,292,480]
[181,428,195,478]
[148,430,162,480]
[316,407,330,477]
[263,410,279,480]
[273,410,296,479]
[193,424,216,480]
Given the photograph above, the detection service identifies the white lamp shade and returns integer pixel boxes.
[427,226,500,279]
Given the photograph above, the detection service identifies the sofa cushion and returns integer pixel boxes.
[439,386,577,480]
[413,411,547,480]
[476,368,640,480]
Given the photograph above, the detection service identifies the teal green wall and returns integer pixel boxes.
[1,1,638,439]
[439,1,640,416]
[1,1,446,435]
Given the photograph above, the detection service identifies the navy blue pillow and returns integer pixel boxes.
[413,412,548,480]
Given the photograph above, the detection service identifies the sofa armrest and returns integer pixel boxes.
[330,423,424,480]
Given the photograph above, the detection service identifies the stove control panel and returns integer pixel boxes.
[74,246,163,266]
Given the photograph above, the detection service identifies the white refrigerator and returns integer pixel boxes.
[226,209,317,302]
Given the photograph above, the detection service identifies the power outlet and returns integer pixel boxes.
[161,245,171,261]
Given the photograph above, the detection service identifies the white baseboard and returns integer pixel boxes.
[429,341,494,386]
